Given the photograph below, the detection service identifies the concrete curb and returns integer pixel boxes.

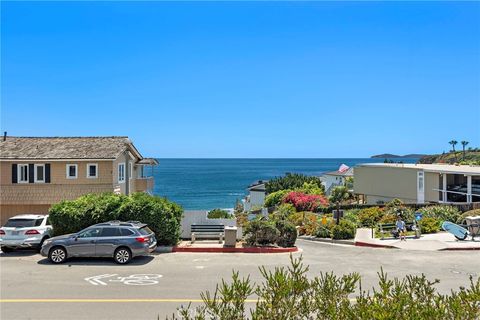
[440,247,480,251]
[155,246,173,253]
[171,246,299,253]
[298,236,354,246]
[354,241,397,249]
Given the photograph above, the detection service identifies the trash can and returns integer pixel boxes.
[465,216,480,238]
[224,226,237,247]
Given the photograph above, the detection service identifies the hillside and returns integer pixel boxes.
[418,151,480,165]
[371,153,426,159]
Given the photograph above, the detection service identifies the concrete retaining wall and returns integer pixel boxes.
[181,210,242,239]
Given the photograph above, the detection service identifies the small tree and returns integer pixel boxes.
[461,141,469,159]
[449,140,458,153]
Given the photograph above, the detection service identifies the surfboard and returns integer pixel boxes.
[442,221,468,240]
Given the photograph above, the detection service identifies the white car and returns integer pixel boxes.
[0,215,53,253]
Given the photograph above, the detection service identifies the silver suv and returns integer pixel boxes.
[40,221,157,264]
[0,215,53,252]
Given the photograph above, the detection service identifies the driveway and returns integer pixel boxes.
[1,239,479,320]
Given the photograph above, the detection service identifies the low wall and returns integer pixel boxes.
[181,210,242,239]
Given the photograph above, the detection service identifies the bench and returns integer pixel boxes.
[378,221,419,239]
[191,225,225,243]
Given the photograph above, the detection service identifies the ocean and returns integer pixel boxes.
[150,158,419,210]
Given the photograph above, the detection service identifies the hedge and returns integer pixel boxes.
[48,192,183,245]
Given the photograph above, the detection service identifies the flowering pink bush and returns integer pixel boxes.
[282,191,329,212]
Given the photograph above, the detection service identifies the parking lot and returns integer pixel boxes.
[1,239,479,320]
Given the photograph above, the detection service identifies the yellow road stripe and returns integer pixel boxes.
[0,298,258,303]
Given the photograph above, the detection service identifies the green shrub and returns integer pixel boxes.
[343,209,360,226]
[419,205,461,223]
[457,209,480,224]
[420,217,441,234]
[330,219,356,240]
[287,211,319,236]
[271,203,296,221]
[275,220,297,247]
[117,193,183,245]
[244,220,279,246]
[207,208,233,219]
[49,192,183,245]
[171,256,480,320]
[379,213,397,224]
[264,189,290,207]
[315,226,331,239]
[384,204,414,222]
[357,207,383,227]
[294,181,325,195]
[265,173,324,194]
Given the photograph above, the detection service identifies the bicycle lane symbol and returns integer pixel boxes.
[85,274,163,286]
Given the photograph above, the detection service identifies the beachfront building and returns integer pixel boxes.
[0,136,158,224]
[353,163,480,205]
[243,181,266,212]
[321,165,354,195]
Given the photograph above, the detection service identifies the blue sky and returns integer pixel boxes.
[1,1,479,158]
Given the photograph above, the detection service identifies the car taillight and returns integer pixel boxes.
[135,237,147,243]
[0,230,5,235]
[25,230,40,235]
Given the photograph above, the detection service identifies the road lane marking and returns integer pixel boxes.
[85,274,163,286]
[85,274,118,285]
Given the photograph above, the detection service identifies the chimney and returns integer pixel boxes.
[3,132,6,141]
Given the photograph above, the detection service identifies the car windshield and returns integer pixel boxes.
[4,218,42,228]
[138,226,153,235]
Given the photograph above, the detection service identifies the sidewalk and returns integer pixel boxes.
[354,228,480,251]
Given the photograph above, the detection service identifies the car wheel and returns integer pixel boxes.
[1,246,14,253]
[49,246,67,264]
[114,247,132,264]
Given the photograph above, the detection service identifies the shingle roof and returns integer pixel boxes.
[0,136,141,160]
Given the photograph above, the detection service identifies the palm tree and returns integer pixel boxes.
[461,141,469,159]
[449,140,458,153]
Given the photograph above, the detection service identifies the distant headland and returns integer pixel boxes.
[371,153,426,159]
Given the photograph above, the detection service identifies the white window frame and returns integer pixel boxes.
[34,164,45,183]
[118,163,125,183]
[66,164,78,179]
[129,163,133,180]
[18,164,29,183]
[86,163,98,179]
[417,171,425,204]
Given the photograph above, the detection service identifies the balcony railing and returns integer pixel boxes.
[135,177,154,192]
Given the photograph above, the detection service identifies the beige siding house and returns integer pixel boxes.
[354,163,480,205]
[0,136,158,224]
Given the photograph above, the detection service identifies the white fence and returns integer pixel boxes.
[180,210,242,239]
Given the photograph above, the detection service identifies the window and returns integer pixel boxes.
[66,164,78,179]
[118,163,125,183]
[5,218,38,228]
[129,163,133,180]
[78,228,102,238]
[87,163,98,178]
[418,172,424,192]
[18,164,29,183]
[120,228,135,236]
[100,227,120,237]
[34,164,45,183]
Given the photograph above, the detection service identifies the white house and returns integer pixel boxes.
[243,181,266,212]
[321,166,354,195]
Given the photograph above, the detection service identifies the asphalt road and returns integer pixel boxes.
[1,240,479,320]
